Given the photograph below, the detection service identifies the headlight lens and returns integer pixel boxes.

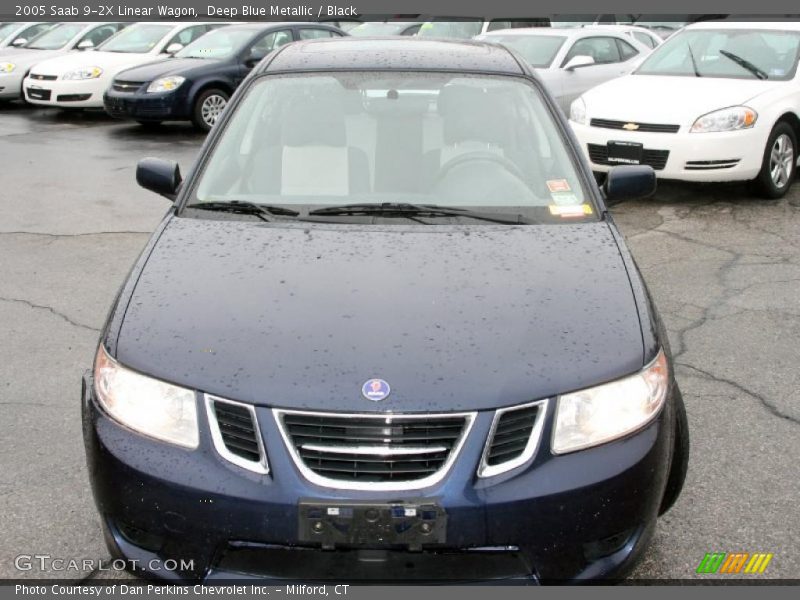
[690,106,757,133]
[552,349,669,454]
[62,67,103,80]
[93,345,199,449]
[147,76,185,93]
[569,97,587,125]
[0,62,15,74]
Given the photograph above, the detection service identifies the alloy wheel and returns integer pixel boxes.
[201,94,227,128]
[769,133,794,189]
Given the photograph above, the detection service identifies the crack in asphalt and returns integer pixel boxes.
[0,231,151,238]
[677,362,800,426]
[0,297,100,332]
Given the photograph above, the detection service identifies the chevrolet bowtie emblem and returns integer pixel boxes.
[622,122,640,131]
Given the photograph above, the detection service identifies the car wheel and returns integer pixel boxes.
[192,88,229,133]
[753,122,797,199]
[659,386,689,515]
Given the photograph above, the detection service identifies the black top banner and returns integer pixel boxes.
[1,0,800,21]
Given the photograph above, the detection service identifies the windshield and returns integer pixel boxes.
[176,28,252,59]
[191,72,595,224]
[484,35,567,67]
[350,22,414,36]
[637,28,800,80]
[417,21,483,39]
[26,23,83,50]
[98,24,171,54]
[0,23,17,42]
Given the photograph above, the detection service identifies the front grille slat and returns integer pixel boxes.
[590,118,680,133]
[279,411,471,487]
[112,80,145,93]
[209,399,266,471]
[480,401,546,477]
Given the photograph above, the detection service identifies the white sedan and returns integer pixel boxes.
[0,22,125,102]
[23,22,221,109]
[569,21,800,198]
[476,27,653,113]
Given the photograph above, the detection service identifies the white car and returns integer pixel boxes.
[0,21,55,49]
[582,24,663,50]
[23,22,222,109]
[0,22,125,102]
[477,27,652,113]
[416,19,539,39]
[569,21,800,198]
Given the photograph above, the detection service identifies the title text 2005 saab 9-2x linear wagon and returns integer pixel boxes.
[82,37,689,583]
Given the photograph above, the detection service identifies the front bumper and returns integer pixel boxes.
[0,72,24,100]
[22,76,109,108]
[103,87,189,122]
[82,372,674,583]
[570,120,769,182]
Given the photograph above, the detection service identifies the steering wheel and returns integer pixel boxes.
[434,151,526,186]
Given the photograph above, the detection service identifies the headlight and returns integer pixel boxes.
[93,345,199,449]
[147,76,185,93]
[552,349,669,454]
[0,62,15,74]
[690,106,757,133]
[569,97,587,125]
[62,67,103,80]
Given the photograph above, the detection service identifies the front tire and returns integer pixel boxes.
[659,387,689,515]
[753,122,797,199]
[191,88,229,133]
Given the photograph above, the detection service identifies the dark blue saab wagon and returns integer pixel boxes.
[82,37,689,583]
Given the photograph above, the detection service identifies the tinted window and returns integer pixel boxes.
[98,24,172,53]
[250,29,293,59]
[78,24,122,48]
[193,72,595,223]
[564,37,621,64]
[617,38,640,60]
[298,28,338,40]
[26,23,84,50]
[637,28,800,80]
[485,34,567,68]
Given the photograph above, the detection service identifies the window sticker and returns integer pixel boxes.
[549,204,593,217]
[550,192,581,205]
[547,179,571,193]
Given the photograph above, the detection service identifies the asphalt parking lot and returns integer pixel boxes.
[1,103,798,582]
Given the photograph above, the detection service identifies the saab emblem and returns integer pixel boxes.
[362,379,391,402]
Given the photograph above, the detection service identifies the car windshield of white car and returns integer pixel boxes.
[0,23,18,43]
[417,21,483,39]
[176,28,254,60]
[98,24,172,54]
[190,72,597,225]
[26,24,83,50]
[485,35,567,68]
[637,28,800,81]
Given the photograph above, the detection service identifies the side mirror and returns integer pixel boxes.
[77,40,94,50]
[563,55,595,70]
[12,38,27,47]
[165,43,183,55]
[136,158,182,200]
[244,51,266,68]
[603,165,656,206]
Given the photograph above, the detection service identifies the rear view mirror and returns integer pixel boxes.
[603,165,656,206]
[244,51,267,68]
[12,38,27,47]
[136,158,182,200]
[77,40,94,50]
[564,55,595,70]
[165,43,184,55]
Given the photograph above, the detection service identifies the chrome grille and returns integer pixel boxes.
[275,409,475,490]
[479,400,547,478]
[112,80,144,93]
[28,73,57,81]
[590,118,680,133]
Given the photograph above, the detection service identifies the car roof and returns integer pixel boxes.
[260,37,523,74]
[219,22,338,32]
[686,21,800,31]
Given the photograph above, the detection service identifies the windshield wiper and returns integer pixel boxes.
[687,43,701,77]
[184,201,299,222]
[719,50,768,80]
[308,202,531,225]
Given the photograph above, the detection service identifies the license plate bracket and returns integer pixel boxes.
[607,140,643,165]
[298,499,447,551]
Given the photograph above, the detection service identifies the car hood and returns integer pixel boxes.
[582,74,784,126]
[114,57,217,82]
[0,48,65,67]
[28,50,158,76]
[116,218,645,413]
